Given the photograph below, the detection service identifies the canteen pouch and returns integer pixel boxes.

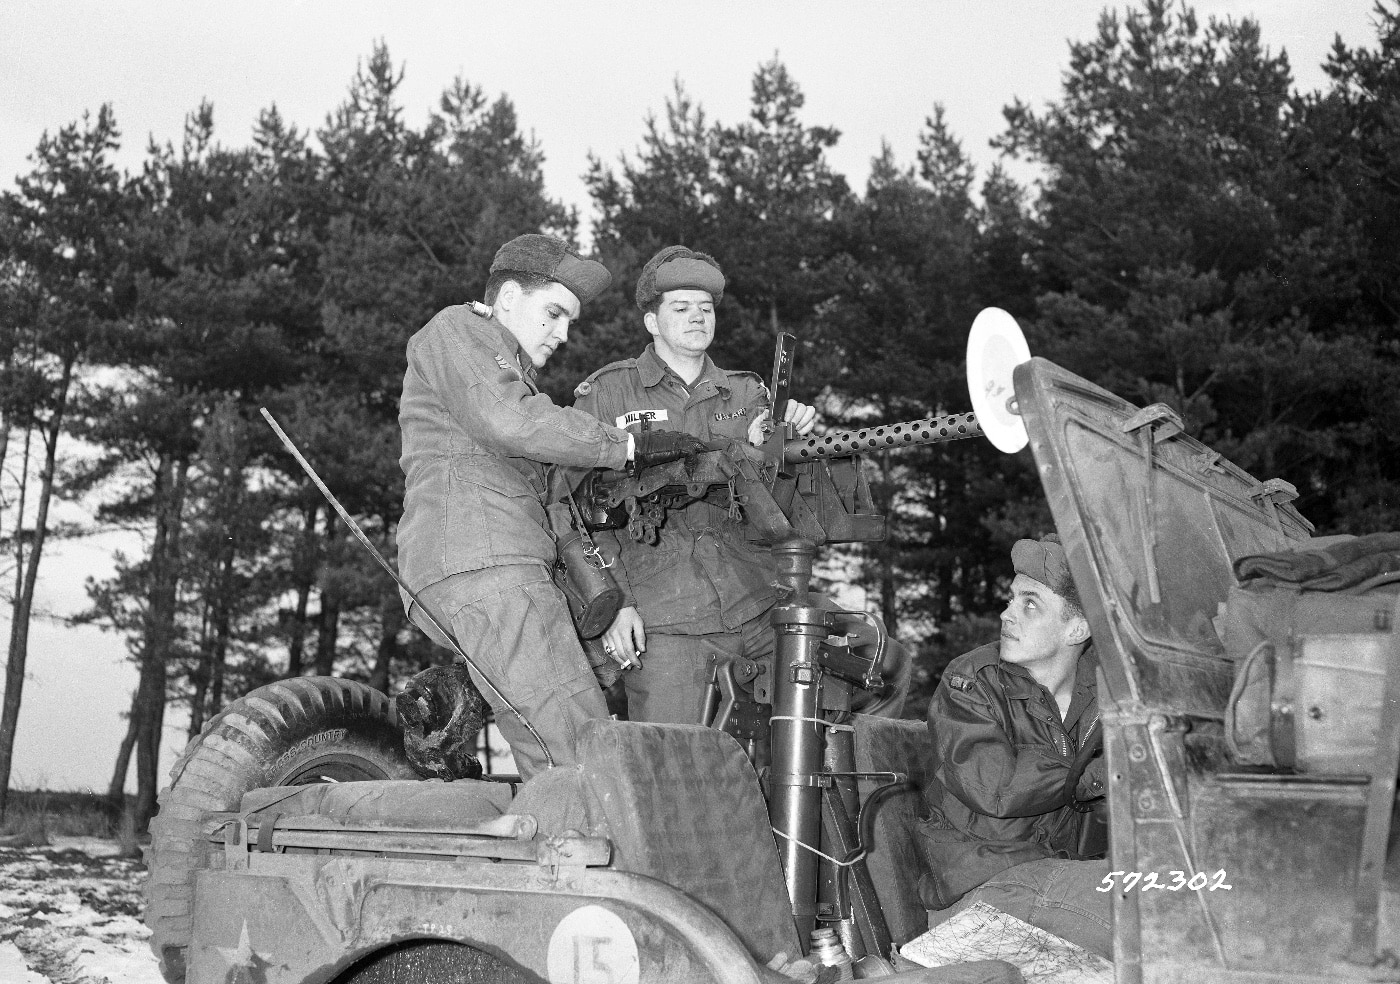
[550,510,622,639]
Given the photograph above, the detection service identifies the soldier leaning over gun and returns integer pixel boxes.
[571,246,818,724]
[396,234,701,779]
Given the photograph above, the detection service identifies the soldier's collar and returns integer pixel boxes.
[637,343,727,393]
[476,306,536,379]
[997,642,1098,704]
[637,345,670,386]
[1072,643,1099,695]
[996,661,1043,699]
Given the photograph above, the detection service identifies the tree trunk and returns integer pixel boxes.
[284,504,317,677]
[314,596,340,676]
[936,472,954,624]
[106,707,137,817]
[312,511,341,676]
[133,452,190,835]
[369,590,403,694]
[208,626,228,720]
[0,361,71,821]
[875,450,900,639]
[187,610,212,740]
[201,515,237,722]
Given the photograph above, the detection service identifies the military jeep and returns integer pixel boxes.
[144,345,1398,983]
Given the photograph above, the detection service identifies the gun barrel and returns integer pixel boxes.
[783,411,983,462]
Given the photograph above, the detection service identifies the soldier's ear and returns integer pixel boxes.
[1064,615,1090,647]
[643,311,660,338]
[495,279,521,314]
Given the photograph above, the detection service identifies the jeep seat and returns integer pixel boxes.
[850,713,937,946]
[510,719,803,966]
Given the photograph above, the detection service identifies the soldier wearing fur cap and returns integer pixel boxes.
[397,234,700,779]
[912,533,1112,956]
[571,245,818,724]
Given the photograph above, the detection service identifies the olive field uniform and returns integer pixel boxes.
[573,343,778,723]
[398,303,631,779]
[915,641,1105,909]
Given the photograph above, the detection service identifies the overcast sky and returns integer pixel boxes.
[0,0,1382,792]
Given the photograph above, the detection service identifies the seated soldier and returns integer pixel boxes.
[914,533,1111,958]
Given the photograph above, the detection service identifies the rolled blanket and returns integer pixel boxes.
[1234,531,1400,591]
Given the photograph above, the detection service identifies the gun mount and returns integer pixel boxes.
[573,336,991,946]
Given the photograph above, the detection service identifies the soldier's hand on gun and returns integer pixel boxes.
[601,606,645,670]
[785,400,818,435]
[631,429,707,474]
[748,400,819,445]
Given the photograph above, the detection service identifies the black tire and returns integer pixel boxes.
[144,676,417,984]
[335,940,543,984]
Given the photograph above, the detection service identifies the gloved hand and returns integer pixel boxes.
[1075,756,1107,803]
[631,429,707,473]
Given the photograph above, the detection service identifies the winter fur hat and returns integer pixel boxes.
[491,234,612,304]
[635,245,725,310]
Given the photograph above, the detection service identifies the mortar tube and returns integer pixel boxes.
[769,537,825,947]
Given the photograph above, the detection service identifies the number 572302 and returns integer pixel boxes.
[1096,870,1232,893]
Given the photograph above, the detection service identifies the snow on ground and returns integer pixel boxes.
[0,837,163,984]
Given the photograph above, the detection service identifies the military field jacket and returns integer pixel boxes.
[916,641,1103,908]
[397,305,630,595]
[572,344,776,633]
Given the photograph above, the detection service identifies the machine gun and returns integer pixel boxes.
[578,352,982,551]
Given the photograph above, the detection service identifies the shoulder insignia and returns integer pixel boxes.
[582,358,639,384]
[945,673,975,693]
[725,370,770,401]
[574,380,593,398]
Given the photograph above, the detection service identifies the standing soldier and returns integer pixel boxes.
[572,245,817,724]
[397,234,701,778]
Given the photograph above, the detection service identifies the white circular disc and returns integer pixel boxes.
[547,904,640,984]
[966,307,1031,453]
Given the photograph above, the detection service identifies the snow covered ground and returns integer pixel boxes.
[0,838,162,984]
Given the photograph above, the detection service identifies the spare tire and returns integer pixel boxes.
[144,676,417,984]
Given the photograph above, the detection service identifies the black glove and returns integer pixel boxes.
[631,429,707,473]
[1075,756,1107,804]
